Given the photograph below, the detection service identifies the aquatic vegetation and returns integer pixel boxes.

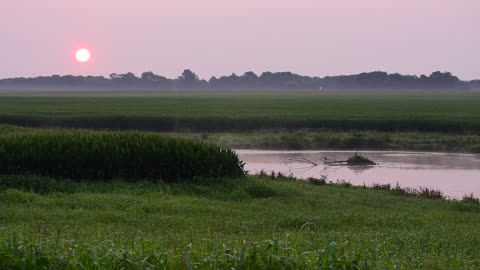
[370,183,445,200]
[346,152,376,165]
[308,176,327,185]
[371,183,392,191]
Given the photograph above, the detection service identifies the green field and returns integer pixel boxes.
[1,91,480,133]
[1,175,480,269]
[2,90,480,152]
[1,91,480,269]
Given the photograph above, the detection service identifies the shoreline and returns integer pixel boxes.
[169,130,480,154]
[2,124,480,153]
[234,149,480,156]
[1,175,480,268]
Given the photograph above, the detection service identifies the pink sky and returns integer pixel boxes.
[1,0,479,80]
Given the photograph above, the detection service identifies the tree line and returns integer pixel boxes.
[0,70,478,90]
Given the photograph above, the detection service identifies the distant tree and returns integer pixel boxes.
[109,72,141,88]
[258,72,306,89]
[177,69,201,89]
[209,76,218,84]
[110,72,138,81]
[109,73,122,80]
[428,71,460,86]
[356,72,388,88]
[179,69,198,82]
[141,71,156,81]
[241,71,258,88]
[468,80,480,90]
[123,72,138,81]
[0,70,471,90]
[243,71,258,79]
[141,71,172,88]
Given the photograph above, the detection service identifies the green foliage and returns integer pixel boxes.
[0,234,364,270]
[462,194,480,204]
[2,91,480,153]
[370,183,445,200]
[0,176,479,269]
[0,129,244,181]
[308,177,327,185]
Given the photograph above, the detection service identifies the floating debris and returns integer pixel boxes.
[289,151,377,167]
[346,151,376,165]
[324,152,376,166]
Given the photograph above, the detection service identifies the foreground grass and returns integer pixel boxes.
[1,176,480,269]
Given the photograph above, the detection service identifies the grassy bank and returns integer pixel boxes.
[2,125,480,153]
[1,91,480,133]
[1,175,480,269]
[173,130,480,153]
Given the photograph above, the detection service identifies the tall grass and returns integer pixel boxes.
[370,183,445,199]
[0,129,244,181]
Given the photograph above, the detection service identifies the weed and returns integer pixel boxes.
[462,194,480,204]
[308,176,327,186]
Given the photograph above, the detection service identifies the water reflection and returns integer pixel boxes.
[346,165,374,176]
[236,150,480,199]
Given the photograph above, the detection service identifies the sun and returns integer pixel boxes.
[75,48,91,63]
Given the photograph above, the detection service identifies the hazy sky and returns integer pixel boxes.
[1,0,479,80]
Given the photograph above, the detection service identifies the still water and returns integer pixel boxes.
[236,150,480,199]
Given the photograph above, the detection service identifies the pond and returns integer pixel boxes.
[236,150,480,199]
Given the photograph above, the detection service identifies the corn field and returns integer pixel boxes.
[0,129,245,181]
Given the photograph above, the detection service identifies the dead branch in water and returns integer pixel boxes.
[288,156,317,166]
[288,152,377,167]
